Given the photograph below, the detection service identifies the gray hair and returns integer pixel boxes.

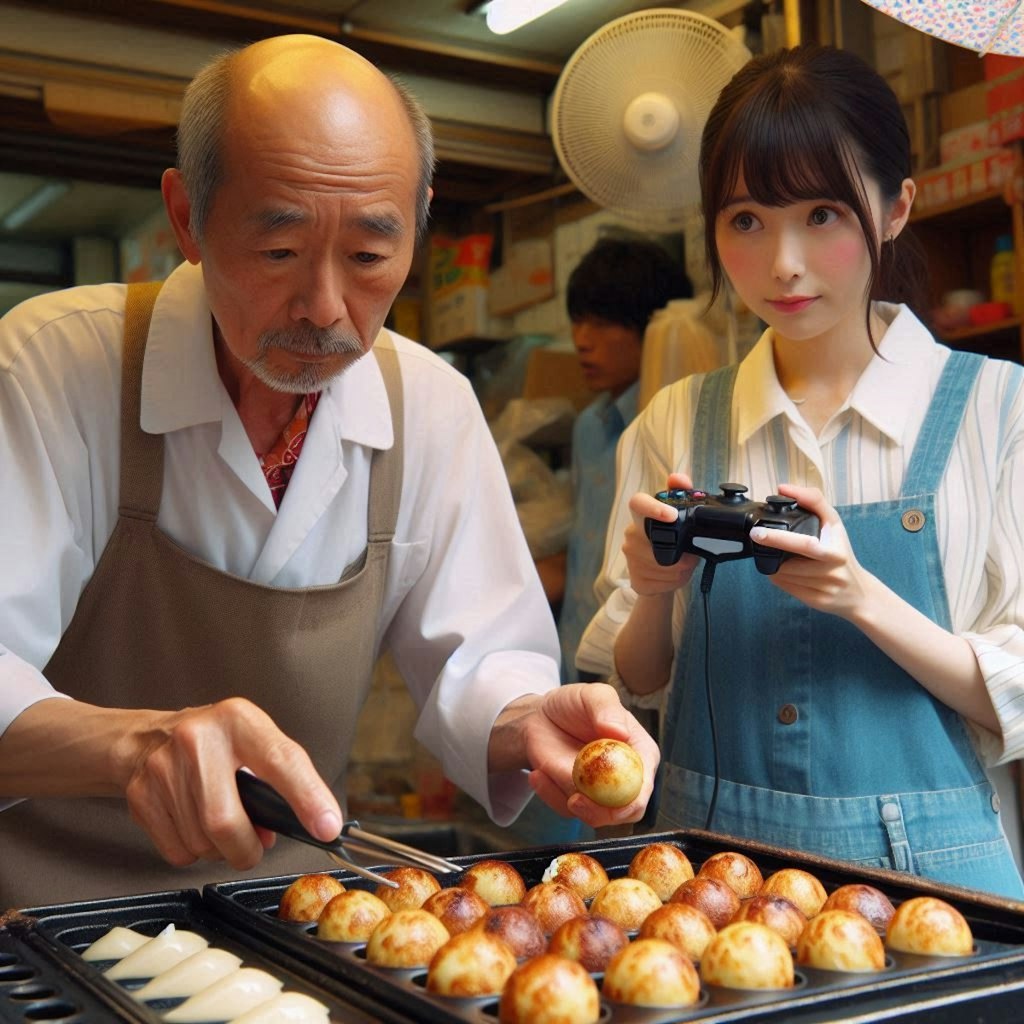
[176,47,435,243]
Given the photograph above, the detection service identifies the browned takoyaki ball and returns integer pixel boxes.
[698,851,764,900]
[589,878,663,932]
[521,882,588,934]
[426,930,517,998]
[365,908,449,968]
[603,938,701,1008]
[541,853,609,901]
[731,895,807,948]
[885,897,973,957]
[473,905,547,959]
[758,869,827,920]
[670,876,741,930]
[374,867,441,912]
[422,887,490,936]
[822,884,896,933]
[797,910,886,973]
[701,922,795,990]
[317,889,390,942]
[461,860,528,907]
[628,843,695,902]
[498,954,600,1024]
[547,914,629,973]
[639,902,717,961]
[277,873,345,922]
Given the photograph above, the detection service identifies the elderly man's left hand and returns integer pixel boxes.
[490,683,660,828]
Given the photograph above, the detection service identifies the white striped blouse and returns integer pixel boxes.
[577,303,1024,770]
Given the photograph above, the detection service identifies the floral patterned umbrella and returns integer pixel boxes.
[858,0,1024,56]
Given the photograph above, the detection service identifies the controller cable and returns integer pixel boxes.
[699,559,721,831]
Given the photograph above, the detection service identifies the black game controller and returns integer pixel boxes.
[644,483,819,575]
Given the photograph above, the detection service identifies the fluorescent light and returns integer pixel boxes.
[2,181,71,231]
[486,0,572,35]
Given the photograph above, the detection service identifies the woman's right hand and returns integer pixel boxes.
[623,472,701,596]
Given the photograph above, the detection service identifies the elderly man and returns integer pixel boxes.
[0,35,658,907]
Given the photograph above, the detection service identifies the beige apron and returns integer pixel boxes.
[1,282,404,908]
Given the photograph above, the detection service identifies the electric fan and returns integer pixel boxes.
[550,8,751,229]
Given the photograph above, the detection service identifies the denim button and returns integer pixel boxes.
[777,703,799,725]
[881,801,901,822]
[901,509,926,532]
[992,792,1001,813]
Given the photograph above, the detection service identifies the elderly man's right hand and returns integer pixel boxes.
[1,696,341,870]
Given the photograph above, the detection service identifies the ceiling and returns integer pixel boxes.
[0,0,752,306]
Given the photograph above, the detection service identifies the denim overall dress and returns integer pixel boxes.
[657,351,1024,898]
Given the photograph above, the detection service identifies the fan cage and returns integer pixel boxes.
[551,8,750,226]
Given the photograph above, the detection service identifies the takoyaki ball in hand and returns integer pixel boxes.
[797,910,886,973]
[522,882,588,934]
[547,914,629,973]
[541,853,609,902]
[822,884,896,933]
[461,860,528,907]
[498,954,601,1024]
[701,922,795,991]
[426,930,517,998]
[572,738,644,808]
[628,843,695,902]
[365,909,450,968]
[374,866,441,912]
[278,874,345,922]
[602,938,701,1008]
[317,889,391,942]
[670,876,741,930]
[885,897,974,957]
[639,903,717,961]
[422,887,490,935]
[474,906,547,959]
[731,895,807,948]
[589,878,663,932]
[698,851,764,900]
[759,869,827,920]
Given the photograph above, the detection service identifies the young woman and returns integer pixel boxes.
[589,45,1024,897]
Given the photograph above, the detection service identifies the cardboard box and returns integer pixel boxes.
[915,150,1015,212]
[426,233,511,348]
[939,120,990,164]
[989,105,1024,146]
[488,238,555,317]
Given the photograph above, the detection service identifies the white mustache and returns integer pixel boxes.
[258,325,363,357]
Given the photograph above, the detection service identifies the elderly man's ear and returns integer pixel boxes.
[162,168,202,265]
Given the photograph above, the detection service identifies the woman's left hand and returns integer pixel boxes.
[751,484,873,620]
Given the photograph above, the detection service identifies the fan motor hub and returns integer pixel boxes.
[622,91,680,151]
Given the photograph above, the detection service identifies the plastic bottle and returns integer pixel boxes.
[990,234,1017,313]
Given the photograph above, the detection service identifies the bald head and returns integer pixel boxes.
[176,35,434,242]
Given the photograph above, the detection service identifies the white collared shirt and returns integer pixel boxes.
[579,304,1024,770]
[0,260,560,822]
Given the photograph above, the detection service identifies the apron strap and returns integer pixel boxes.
[119,282,165,521]
[690,364,739,490]
[902,350,985,496]
[366,334,404,543]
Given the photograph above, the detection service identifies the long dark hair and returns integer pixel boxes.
[699,45,927,344]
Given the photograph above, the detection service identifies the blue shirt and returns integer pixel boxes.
[558,382,639,681]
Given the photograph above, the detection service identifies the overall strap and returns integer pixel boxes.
[119,281,165,521]
[691,365,739,489]
[366,334,405,542]
[902,350,984,496]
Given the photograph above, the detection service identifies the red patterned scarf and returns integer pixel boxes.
[259,392,322,508]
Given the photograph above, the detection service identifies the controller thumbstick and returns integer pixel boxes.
[719,483,748,503]
[766,496,798,512]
